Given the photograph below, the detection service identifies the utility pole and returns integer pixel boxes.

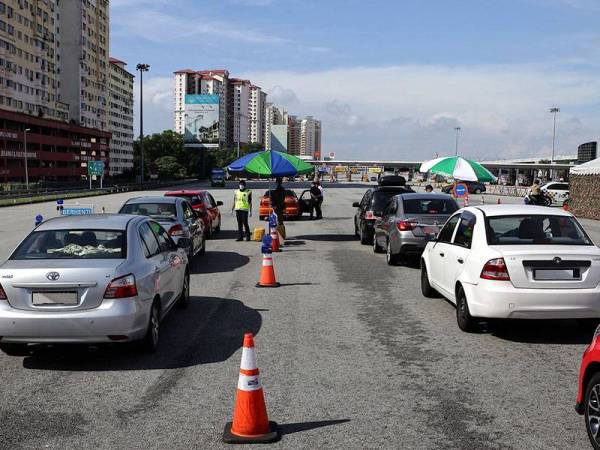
[454,127,461,156]
[550,107,560,164]
[23,128,30,190]
[136,63,150,184]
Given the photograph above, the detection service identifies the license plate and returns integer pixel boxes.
[534,269,581,281]
[32,291,78,305]
[422,226,436,236]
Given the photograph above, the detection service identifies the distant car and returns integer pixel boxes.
[119,196,205,258]
[378,175,407,187]
[373,193,459,265]
[441,181,486,195]
[353,185,415,245]
[0,214,190,355]
[259,189,301,220]
[540,182,569,205]
[576,325,600,449]
[421,205,600,332]
[164,190,222,238]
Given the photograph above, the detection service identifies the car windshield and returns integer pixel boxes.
[486,215,593,246]
[403,198,458,215]
[120,202,177,219]
[264,190,296,197]
[11,229,126,259]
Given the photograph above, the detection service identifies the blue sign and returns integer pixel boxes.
[61,206,94,216]
[56,199,64,205]
[35,214,43,226]
[261,234,273,254]
[454,183,468,198]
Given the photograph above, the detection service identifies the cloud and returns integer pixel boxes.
[133,77,174,135]
[265,85,299,106]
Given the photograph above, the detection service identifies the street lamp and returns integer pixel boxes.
[23,128,30,190]
[136,63,150,184]
[550,107,560,164]
[454,127,461,156]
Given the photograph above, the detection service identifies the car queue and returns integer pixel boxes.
[352,178,600,449]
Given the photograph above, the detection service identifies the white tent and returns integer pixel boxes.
[570,158,600,175]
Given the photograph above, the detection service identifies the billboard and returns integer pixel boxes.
[184,94,220,149]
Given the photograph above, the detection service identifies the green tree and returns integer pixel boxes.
[155,155,187,179]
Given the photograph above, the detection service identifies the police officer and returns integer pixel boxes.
[231,180,252,241]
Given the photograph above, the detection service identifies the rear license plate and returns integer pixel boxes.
[422,226,436,236]
[32,291,78,305]
[534,269,581,280]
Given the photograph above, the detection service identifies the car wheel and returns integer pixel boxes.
[386,239,400,265]
[142,301,160,352]
[585,372,600,450]
[354,220,360,238]
[360,223,372,245]
[199,235,206,256]
[456,286,479,332]
[420,263,438,298]
[177,272,190,309]
[0,343,30,356]
[373,235,384,253]
[474,188,482,194]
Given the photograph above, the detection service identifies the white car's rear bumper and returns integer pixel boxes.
[0,298,150,344]
[462,280,600,319]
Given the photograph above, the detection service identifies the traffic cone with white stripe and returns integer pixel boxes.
[464,197,469,207]
[270,227,281,252]
[223,333,279,444]
[256,253,280,288]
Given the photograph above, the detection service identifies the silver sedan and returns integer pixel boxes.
[0,214,189,355]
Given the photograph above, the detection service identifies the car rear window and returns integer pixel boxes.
[11,230,126,259]
[120,202,177,219]
[264,190,296,197]
[371,191,406,212]
[486,215,592,246]
[403,198,458,215]
[166,194,202,206]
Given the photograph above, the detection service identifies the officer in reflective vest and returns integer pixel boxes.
[231,180,252,241]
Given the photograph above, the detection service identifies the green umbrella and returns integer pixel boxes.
[419,156,496,182]
[227,150,314,178]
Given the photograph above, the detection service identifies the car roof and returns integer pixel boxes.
[125,196,180,204]
[468,204,572,217]
[396,193,454,200]
[36,214,143,231]
[165,190,204,196]
[372,186,413,193]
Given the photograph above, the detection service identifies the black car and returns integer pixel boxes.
[441,181,486,195]
[353,185,414,244]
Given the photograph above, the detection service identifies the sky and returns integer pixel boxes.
[110,0,600,161]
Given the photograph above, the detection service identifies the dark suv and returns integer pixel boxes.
[441,181,486,194]
[353,185,414,244]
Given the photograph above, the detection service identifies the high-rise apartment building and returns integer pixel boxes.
[264,103,287,151]
[108,57,134,176]
[230,78,250,146]
[249,85,265,145]
[59,0,109,131]
[287,115,301,155]
[300,116,322,159]
[174,69,230,148]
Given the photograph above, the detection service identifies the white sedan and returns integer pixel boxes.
[420,205,600,332]
[541,181,569,205]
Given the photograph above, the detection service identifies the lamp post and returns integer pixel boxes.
[136,63,150,184]
[23,128,30,190]
[550,107,560,181]
[454,127,461,156]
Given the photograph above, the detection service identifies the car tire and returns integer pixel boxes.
[585,372,600,450]
[386,239,400,265]
[456,286,479,332]
[373,235,384,253]
[177,272,190,309]
[0,343,30,356]
[474,188,482,194]
[354,220,360,238]
[142,301,160,353]
[420,263,438,298]
[199,235,206,256]
[360,223,372,245]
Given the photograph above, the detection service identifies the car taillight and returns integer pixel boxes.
[169,224,185,237]
[104,274,138,299]
[0,282,6,300]
[396,220,417,231]
[480,258,510,281]
[365,211,377,220]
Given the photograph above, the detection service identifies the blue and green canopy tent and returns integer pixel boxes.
[227,150,314,178]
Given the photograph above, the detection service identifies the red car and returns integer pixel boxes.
[165,190,222,238]
[576,325,600,449]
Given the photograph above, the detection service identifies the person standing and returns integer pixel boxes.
[316,180,324,219]
[309,180,323,220]
[271,177,286,225]
[231,180,252,241]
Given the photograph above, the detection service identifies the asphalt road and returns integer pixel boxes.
[0,183,596,449]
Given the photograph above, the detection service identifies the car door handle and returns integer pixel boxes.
[439,252,445,257]
[457,258,464,264]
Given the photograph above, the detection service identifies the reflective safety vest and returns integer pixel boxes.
[234,189,251,211]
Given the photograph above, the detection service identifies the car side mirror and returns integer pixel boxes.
[217,201,223,206]
[352,202,360,208]
[177,237,191,249]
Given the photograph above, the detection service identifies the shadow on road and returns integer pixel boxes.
[294,234,356,242]
[490,319,597,345]
[282,240,305,246]
[21,296,262,371]
[212,230,242,240]
[190,251,250,274]
[279,419,350,436]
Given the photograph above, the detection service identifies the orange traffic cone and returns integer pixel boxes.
[563,202,570,211]
[464,197,469,207]
[223,333,279,444]
[270,227,281,252]
[256,254,280,288]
